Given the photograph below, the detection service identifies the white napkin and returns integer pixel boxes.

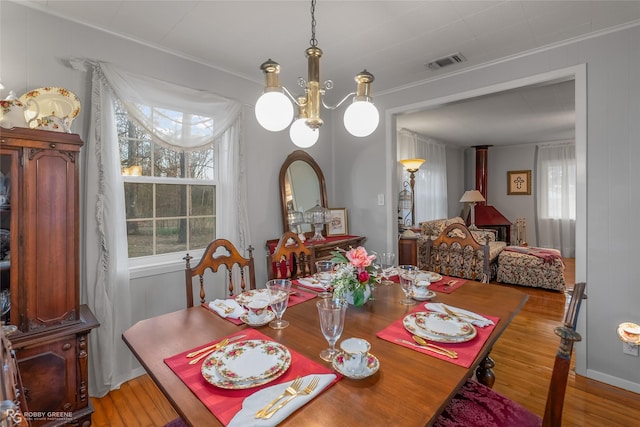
[424,302,494,327]
[228,374,336,427]
[209,299,245,319]
[296,277,326,291]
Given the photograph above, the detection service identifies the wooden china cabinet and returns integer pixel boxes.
[0,127,99,427]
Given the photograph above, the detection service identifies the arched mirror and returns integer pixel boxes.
[279,150,328,234]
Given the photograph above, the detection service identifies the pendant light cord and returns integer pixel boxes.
[310,0,318,47]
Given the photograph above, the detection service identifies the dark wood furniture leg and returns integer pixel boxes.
[476,354,496,388]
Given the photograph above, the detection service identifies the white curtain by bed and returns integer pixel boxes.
[71,59,246,396]
[397,129,448,225]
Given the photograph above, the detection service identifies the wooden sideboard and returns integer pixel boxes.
[266,235,367,275]
[1,128,99,426]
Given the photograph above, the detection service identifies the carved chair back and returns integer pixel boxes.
[184,239,255,307]
[425,223,490,282]
[543,281,586,426]
[266,232,315,280]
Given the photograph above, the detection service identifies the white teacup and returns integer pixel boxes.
[412,279,431,298]
[340,338,371,374]
[247,299,269,323]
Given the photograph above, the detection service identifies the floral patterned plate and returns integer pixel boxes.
[19,87,81,126]
[239,310,275,327]
[403,312,477,343]
[416,271,443,283]
[235,289,287,307]
[201,339,291,389]
[332,352,379,380]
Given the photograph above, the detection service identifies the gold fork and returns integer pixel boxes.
[215,303,235,314]
[254,377,304,418]
[412,335,458,358]
[259,376,320,419]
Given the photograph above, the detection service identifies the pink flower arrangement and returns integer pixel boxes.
[331,246,378,306]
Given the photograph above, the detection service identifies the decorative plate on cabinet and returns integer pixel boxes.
[19,87,81,127]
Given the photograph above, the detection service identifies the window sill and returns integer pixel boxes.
[128,249,205,279]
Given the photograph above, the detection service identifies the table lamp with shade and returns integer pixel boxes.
[460,190,486,228]
[399,158,425,228]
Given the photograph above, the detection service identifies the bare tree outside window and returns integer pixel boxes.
[115,101,216,258]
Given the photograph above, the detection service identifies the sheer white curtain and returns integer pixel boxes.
[71,59,245,396]
[535,142,576,257]
[397,129,448,224]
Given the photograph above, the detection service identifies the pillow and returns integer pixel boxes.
[420,217,465,237]
[470,229,497,243]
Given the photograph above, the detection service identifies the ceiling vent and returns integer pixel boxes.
[426,52,466,71]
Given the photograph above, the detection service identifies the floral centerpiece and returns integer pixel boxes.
[330,246,378,306]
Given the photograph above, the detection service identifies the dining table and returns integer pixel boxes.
[122,279,528,426]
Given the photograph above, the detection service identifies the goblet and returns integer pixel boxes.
[316,298,348,362]
[380,252,396,285]
[315,260,335,298]
[267,279,292,329]
[398,265,419,305]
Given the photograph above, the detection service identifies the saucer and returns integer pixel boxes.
[240,310,275,327]
[412,290,436,301]
[332,352,379,379]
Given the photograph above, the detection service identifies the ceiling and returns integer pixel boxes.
[18,1,640,146]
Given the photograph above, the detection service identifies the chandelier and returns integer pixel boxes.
[255,0,380,148]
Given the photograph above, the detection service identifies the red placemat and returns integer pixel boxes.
[376,305,498,368]
[164,329,340,426]
[428,276,467,294]
[201,289,317,325]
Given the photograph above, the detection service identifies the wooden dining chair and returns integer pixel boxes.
[266,231,315,280]
[183,239,255,307]
[434,281,586,427]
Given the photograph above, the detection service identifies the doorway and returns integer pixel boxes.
[387,64,587,373]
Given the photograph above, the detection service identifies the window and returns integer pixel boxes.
[537,145,576,220]
[116,101,217,258]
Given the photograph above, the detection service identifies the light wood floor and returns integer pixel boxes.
[92,259,640,426]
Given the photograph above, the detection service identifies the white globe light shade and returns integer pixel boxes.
[255,91,294,131]
[343,100,379,137]
[289,118,319,148]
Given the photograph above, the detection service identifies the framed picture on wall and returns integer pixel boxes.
[327,208,348,236]
[507,170,532,195]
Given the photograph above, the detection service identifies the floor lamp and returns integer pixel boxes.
[460,190,485,228]
[400,158,425,227]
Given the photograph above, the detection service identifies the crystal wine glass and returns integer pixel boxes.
[0,290,17,335]
[398,265,419,305]
[380,252,396,285]
[315,260,335,298]
[267,279,292,329]
[316,298,348,362]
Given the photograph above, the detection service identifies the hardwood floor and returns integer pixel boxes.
[92,259,640,426]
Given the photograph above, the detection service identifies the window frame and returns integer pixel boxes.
[118,110,219,269]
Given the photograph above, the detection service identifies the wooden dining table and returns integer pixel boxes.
[122,281,528,426]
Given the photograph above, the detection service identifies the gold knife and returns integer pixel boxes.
[187,335,246,358]
[396,339,458,359]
